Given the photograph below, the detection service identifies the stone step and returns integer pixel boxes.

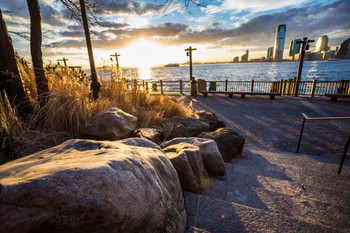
[185,192,340,233]
[225,181,350,232]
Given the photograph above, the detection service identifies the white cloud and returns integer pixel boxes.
[205,0,308,14]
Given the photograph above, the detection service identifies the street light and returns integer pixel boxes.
[294,37,314,97]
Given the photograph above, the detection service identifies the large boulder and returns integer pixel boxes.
[195,110,226,131]
[200,127,245,162]
[79,108,138,140]
[163,116,210,140]
[162,137,226,193]
[162,142,207,194]
[134,128,162,144]
[0,138,186,233]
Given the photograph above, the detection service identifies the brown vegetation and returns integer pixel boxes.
[2,59,194,159]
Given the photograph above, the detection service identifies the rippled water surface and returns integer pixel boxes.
[96,60,350,82]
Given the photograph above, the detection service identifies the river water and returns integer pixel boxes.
[95,60,350,82]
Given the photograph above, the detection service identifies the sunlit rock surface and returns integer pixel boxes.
[162,137,226,193]
[79,107,138,140]
[0,138,186,233]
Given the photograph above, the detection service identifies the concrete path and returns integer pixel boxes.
[173,94,350,232]
[185,148,350,232]
[185,94,350,158]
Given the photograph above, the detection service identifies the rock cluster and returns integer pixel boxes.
[162,137,226,194]
[0,107,245,232]
[0,138,186,233]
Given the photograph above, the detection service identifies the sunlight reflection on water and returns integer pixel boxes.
[93,60,350,82]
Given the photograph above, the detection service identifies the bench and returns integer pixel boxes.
[326,94,350,101]
[199,91,280,99]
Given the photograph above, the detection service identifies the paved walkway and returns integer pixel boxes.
[184,94,350,158]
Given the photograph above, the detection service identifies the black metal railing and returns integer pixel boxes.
[296,113,350,174]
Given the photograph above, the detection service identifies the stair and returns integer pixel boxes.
[185,148,350,232]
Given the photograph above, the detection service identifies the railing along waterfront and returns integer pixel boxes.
[125,79,350,97]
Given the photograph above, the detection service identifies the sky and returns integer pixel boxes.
[1,0,350,69]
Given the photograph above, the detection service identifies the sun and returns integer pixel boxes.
[116,39,184,79]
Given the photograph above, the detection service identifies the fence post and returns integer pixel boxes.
[279,80,283,95]
[160,80,163,94]
[310,79,317,97]
[180,79,183,94]
[145,82,149,92]
[225,79,228,92]
[251,79,254,92]
[142,80,145,90]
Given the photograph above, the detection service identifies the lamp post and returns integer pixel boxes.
[80,0,101,100]
[295,37,314,97]
[185,46,196,81]
[57,57,68,67]
[110,52,121,78]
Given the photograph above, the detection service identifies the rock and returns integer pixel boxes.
[201,127,245,162]
[163,142,207,194]
[79,108,137,140]
[163,116,210,140]
[0,138,186,233]
[134,128,162,144]
[161,137,226,193]
[195,110,226,131]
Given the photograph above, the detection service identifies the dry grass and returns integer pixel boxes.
[3,59,195,159]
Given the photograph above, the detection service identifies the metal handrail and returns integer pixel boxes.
[296,113,350,174]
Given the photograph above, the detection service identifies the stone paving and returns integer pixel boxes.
[186,94,350,158]
[173,94,350,232]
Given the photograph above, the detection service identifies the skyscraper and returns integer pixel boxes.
[289,39,301,60]
[273,24,286,61]
[267,47,273,59]
[336,38,350,59]
[241,50,249,62]
[315,35,329,52]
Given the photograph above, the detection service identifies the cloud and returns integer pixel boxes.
[205,0,308,14]
[93,0,164,15]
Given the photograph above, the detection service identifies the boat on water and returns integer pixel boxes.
[328,58,341,61]
[164,63,180,67]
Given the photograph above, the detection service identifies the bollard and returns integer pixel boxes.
[190,79,197,97]
[251,79,254,92]
[225,79,228,92]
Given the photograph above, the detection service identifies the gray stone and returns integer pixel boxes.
[162,137,226,178]
[134,128,162,144]
[201,127,244,162]
[0,138,186,233]
[79,107,138,141]
[163,116,210,140]
[163,142,208,194]
[195,110,226,131]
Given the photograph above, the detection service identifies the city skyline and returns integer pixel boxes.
[1,0,350,68]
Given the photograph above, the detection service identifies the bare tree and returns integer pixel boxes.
[26,0,49,107]
[0,9,33,118]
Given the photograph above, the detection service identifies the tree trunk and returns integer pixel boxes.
[0,9,33,118]
[26,0,49,107]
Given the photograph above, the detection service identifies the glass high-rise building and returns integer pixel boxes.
[267,47,273,59]
[289,39,302,60]
[273,24,286,61]
[315,35,329,52]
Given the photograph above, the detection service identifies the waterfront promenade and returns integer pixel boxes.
[179,94,350,232]
[185,94,350,158]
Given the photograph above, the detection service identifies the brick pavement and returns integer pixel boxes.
[185,94,350,158]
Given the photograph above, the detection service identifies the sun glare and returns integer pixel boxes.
[117,39,183,79]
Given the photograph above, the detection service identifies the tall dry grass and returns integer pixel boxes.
[3,59,195,158]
